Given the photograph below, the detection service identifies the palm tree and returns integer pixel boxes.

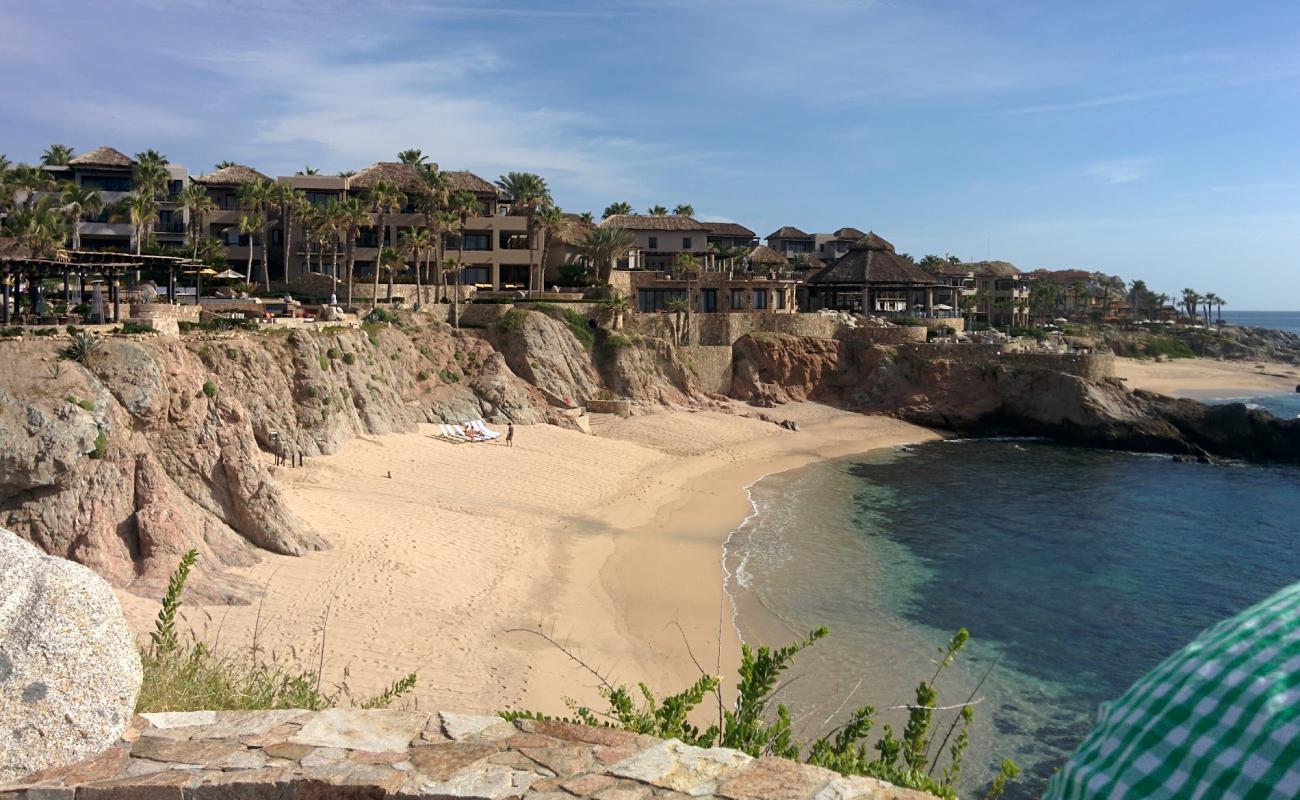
[237,213,262,282]
[59,184,103,251]
[1069,279,1089,317]
[536,205,569,288]
[1181,288,1200,322]
[1213,295,1227,325]
[647,205,669,216]
[337,170,356,179]
[673,204,694,217]
[176,184,215,260]
[127,193,159,256]
[273,183,307,283]
[602,201,632,218]
[378,245,405,305]
[495,172,551,295]
[579,211,594,225]
[41,144,74,166]
[1202,293,1216,325]
[442,257,464,328]
[400,227,435,309]
[3,201,67,258]
[298,166,320,175]
[214,160,237,170]
[675,252,698,342]
[366,179,407,309]
[577,226,637,285]
[448,190,480,298]
[336,196,369,309]
[133,150,169,203]
[397,149,427,166]
[11,165,54,208]
[417,168,450,285]
[238,178,274,289]
[432,209,461,301]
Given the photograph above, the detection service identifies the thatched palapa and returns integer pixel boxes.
[747,244,788,266]
[703,221,757,238]
[766,225,811,240]
[599,214,708,232]
[194,164,271,186]
[68,146,134,168]
[808,233,939,286]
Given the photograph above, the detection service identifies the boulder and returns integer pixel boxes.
[0,527,142,783]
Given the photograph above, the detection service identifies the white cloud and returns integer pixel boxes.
[1083,158,1153,185]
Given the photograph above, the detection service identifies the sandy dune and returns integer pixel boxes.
[1114,358,1299,400]
[118,403,936,716]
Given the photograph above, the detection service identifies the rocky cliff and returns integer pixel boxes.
[732,333,1300,463]
[0,311,707,598]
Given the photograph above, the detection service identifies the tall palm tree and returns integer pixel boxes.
[1213,295,1227,325]
[4,201,67,258]
[378,245,405,305]
[579,211,594,225]
[41,144,74,166]
[1202,292,1216,325]
[238,178,274,289]
[448,190,479,298]
[577,226,636,285]
[432,209,461,301]
[336,196,369,309]
[602,201,632,218]
[1181,288,1200,321]
[397,149,427,166]
[298,166,320,175]
[1069,279,1089,316]
[237,213,262,282]
[647,205,669,216]
[675,252,698,342]
[273,183,307,283]
[127,193,159,256]
[59,184,103,251]
[536,205,569,289]
[133,150,169,201]
[337,170,356,179]
[400,227,434,310]
[366,179,407,309]
[673,203,694,217]
[418,168,450,284]
[214,160,237,170]
[12,165,54,208]
[177,184,215,260]
[494,172,550,294]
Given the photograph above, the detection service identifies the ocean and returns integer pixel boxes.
[723,441,1300,798]
[1222,310,1300,335]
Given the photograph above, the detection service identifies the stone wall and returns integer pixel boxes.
[839,326,928,346]
[678,345,734,394]
[902,344,1115,380]
[0,709,936,799]
[623,312,854,348]
[129,304,201,322]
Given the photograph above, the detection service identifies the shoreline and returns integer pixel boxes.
[115,402,938,717]
[1114,356,1299,400]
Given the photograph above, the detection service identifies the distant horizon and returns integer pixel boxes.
[3,1,1299,309]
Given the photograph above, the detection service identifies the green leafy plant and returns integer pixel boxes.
[417,370,430,381]
[342,352,357,365]
[120,321,157,335]
[202,380,217,398]
[502,627,1016,800]
[497,308,531,334]
[327,347,341,360]
[47,362,66,380]
[318,354,329,370]
[89,431,108,460]
[438,369,461,383]
[61,332,101,365]
[150,549,198,656]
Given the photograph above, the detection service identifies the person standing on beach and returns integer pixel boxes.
[506,422,514,447]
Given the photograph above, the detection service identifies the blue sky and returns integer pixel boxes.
[3,0,1299,308]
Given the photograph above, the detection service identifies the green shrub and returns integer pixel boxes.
[66,325,83,336]
[318,354,329,370]
[417,370,430,381]
[497,308,530,334]
[342,352,357,365]
[365,307,398,324]
[438,369,461,383]
[61,332,100,364]
[120,321,156,335]
[90,431,108,460]
[138,551,418,713]
[66,396,96,412]
[503,627,1016,800]
[202,380,217,398]
[225,347,239,360]
[600,332,634,359]
[327,347,341,360]
[31,327,59,337]
[538,304,595,349]
[1147,336,1195,359]
[304,386,318,399]
[891,316,926,327]
[1006,326,1047,341]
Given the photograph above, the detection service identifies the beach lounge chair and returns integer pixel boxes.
[469,420,501,440]
[434,424,471,444]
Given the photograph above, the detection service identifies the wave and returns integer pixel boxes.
[720,474,770,646]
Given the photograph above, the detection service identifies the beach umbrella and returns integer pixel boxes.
[934,304,953,310]
[1044,581,1300,799]
[212,268,244,280]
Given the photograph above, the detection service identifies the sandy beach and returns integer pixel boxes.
[1114,357,1299,400]
[118,402,937,717]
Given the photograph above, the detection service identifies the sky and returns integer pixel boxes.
[2,0,1299,308]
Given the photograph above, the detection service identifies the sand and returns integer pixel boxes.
[118,402,937,717]
[1114,357,1299,400]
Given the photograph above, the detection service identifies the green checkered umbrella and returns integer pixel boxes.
[1044,582,1300,799]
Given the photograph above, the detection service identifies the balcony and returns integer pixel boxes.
[153,221,186,235]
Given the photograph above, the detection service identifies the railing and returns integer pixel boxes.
[153,221,186,234]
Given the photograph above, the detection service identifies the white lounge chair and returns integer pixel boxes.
[435,424,471,443]
[468,420,501,440]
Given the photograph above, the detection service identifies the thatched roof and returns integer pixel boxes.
[766,226,811,240]
[704,221,756,238]
[554,213,595,244]
[69,146,133,168]
[747,245,787,266]
[832,226,867,240]
[194,164,271,186]
[348,162,426,191]
[793,255,825,270]
[444,170,497,194]
[963,260,1021,278]
[808,234,939,286]
[599,214,708,232]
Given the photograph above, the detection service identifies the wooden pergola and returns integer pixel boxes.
[0,251,200,325]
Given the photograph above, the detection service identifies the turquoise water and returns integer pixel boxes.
[1208,393,1300,419]
[724,441,1300,798]
[1222,310,1300,335]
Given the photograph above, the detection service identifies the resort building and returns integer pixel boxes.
[928,260,1031,326]
[703,222,758,252]
[43,146,189,252]
[803,233,959,318]
[598,214,711,271]
[612,264,799,315]
[765,226,815,259]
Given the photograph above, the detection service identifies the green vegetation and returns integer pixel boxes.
[304,386,318,399]
[497,308,531,334]
[138,550,418,713]
[890,316,927,327]
[342,352,357,365]
[503,627,1016,800]
[66,395,95,412]
[202,380,218,398]
[1005,326,1047,342]
[365,307,399,324]
[225,347,239,360]
[326,347,341,360]
[319,354,329,370]
[1146,336,1195,359]
[61,332,100,364]
[0,326,22,337]
[600,332,636,359]
[417,369,430,381]
[90,431,108,460]
[119,321,157,335]
[537,303,596,349]
[31,326,59,336]
[438,369,461,383]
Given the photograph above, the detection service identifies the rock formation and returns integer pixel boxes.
[732,333,1300,463]
[0,528,141,784]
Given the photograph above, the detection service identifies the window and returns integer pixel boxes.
[775,289,786,310]
[463,266,491,286]
[306,191,336,206]
[462,233,491,251]
[637,288,687,313]
[700,288,718,312]
[168,180,184,197]
[80,175,132,192]
[754,289,768,310]
[731,289,746,310]
[272,230,283,245]
[682,237,692,249]
[648,236,658,249]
